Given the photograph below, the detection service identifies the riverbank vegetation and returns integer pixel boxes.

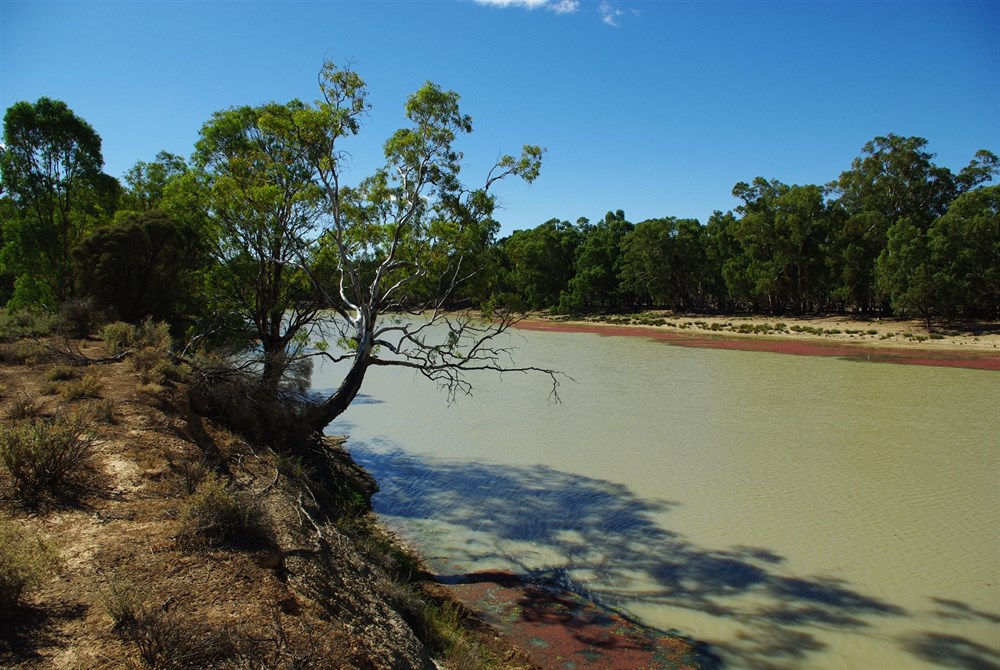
[500,137,998,325]
[1,68,996,429]
[0,321,534,668]
[2,53,993,668]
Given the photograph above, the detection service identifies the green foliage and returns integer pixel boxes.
[502,219,583,310]
[56,296,107,338]
[0,521,57,612]
[121,151,189,212]
[0,413,96,499]
[45,364,76,381]
[0,97,114,308]
[58,372,103,400]
[75,209,206,330]
[101,318,173,355]
[558,210,633,313]
[0,308,58,341]
[619,216,706,310]
[176,474,271,549]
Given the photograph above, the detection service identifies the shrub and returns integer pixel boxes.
[176,475,270,549]
[46,364,77,381]
[39,381,60,396]
[0,413,97,499]
[132,347,168,383]
[97,573,148,630]
[0,309,58,341]
[56,297,106,339]
[59,373,103,400]
[0,521,57,611]
[126,608,237,669]
[5,392,41,421]
[101,318,172,356]
[92,398,117,424]
[101,321,136,355]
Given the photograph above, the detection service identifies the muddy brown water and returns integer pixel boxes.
[317,326,1000,669]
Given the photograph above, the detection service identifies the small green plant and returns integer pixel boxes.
[39,381,60,396]
[0,309,58,341]
[0,413,97,499]
[6,341,48,366]
[92,398,117,424]
[176,475,270,548]
[59,373,103,400]
[132,347,168,383]
[866,329,878,335]
[46,364,77,382]
[275,452,315,484]
[102,318,172,356]
[930,333,944,340]
[97,573,148,630]
[0,521,57,612]
[6,392,42,421]
[101,321,136,355]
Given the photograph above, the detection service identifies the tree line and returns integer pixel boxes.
[0,62,560,442]
[497,137,998,324]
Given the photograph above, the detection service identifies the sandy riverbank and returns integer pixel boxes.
[516,312,1000,371]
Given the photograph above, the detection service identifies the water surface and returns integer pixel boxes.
[318,328,1000,669]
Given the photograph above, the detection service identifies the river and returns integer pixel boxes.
[316,326,1000,669]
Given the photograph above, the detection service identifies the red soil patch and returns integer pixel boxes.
[444,571,702,670]
[516,320,1000,372]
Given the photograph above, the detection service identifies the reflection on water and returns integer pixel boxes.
[318,328,1000,669]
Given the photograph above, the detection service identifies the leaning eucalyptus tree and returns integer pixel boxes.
[196,61,556,439]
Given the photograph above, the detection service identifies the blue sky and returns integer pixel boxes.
[2,0,997,236]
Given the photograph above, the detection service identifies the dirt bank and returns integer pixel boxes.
[517,312,1000,371]
[0,336,535,669]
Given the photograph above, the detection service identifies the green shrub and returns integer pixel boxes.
[0,521,57,611]
[132,347,168,383]
[176,475,270,549]
[59,373,103,400]
[0,309,58,341]
[92,398,117,424]
[39,381,60,396]
[0,413,97,498]
[5,392,41,421]
[56,297,107,339]
[101,321,136,355]
[46,364,77,382]
[101,318,172,356]
[97,574,148,630]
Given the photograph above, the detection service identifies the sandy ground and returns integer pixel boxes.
[525,311,1000,351]
[514,312,1000,372]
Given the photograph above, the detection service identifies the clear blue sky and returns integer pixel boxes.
[2,0,997,236]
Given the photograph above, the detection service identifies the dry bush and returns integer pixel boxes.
[102,318,172,356]
[45,364,77,382]
[101,321,136,355]
[176,475,272,549]
[124,608,238,670]
[97,574,149,631]
[0,521,57,612]
[0,413,97,499]
[58,372,103,400]
[5,391,42,421]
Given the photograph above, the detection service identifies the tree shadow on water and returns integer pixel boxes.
[349,442,908,669]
